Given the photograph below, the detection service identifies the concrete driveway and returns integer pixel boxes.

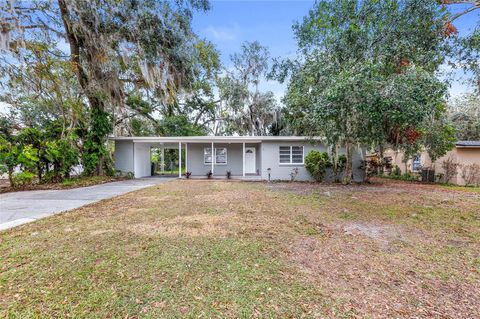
[0,177,173,231]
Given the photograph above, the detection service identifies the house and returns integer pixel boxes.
[110,136,366,181]
[384,141,480,185]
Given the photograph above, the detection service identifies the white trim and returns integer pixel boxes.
[178,142,182,178]
[109,136,323,143]
[185,143,188,172]
[211,142,214,174]
[278,145,304,165]
[203,147,228,165]
[242,142,245,177]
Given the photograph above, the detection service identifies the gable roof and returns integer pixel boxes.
[456,141,480,148]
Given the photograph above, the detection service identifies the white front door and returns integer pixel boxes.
[245,147,256,174]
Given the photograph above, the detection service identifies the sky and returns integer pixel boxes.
[191,0,479,102]
[0,1,478,114]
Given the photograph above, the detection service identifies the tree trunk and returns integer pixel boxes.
[58,0,110,175]
[343,142,353,184]
[378,144,385,175]
[8,167,15,188]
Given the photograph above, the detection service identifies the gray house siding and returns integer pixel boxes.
[134,143,151,178]
[187,143,244,176]
[113,141,134,174]
[260,141,365,182]
[112,137,365,181]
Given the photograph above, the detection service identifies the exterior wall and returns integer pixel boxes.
[186,143,246,176]
[455,148,480,185]
[114,141,134,174]
[384,147,480,185]
[133,143,151,178]
[260,141,365,182]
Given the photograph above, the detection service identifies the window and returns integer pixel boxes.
[412,155,421,172]
[204,147,227,165]
[279,146,304,164]
[215,148,227,164]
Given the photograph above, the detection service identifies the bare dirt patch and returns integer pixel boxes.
[1,179,479,318]
[287,235,480,318]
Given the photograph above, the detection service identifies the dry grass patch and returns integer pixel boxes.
[1,179,479,318]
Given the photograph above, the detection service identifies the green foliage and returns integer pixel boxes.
[448,93,480,140]
[273,0,453,183]
[304,150,332,182]
[218,41,278,136]
[159,115,207,136]
[44,137,79,182]
[82,108,113,176]
[392,166,402,177]
[12,171,36,187]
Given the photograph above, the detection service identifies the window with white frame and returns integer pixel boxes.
[204,147,227,164]
[412,155,421,172]
[279,146,304,164]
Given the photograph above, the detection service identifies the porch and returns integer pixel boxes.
[112,136,263,179]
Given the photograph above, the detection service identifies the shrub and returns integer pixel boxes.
[441,156,459,184]
[460,163,480,186]
[391,165,401,177]
[185,171,192,179]
[12,171,36,187]
[305,150,332,182]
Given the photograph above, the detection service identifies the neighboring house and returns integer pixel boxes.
[110,136,366,181]
[384,141,480,185]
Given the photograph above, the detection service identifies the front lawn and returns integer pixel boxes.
[1,179,479,318]
[0,175,126,194]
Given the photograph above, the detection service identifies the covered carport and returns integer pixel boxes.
[112,137,187,178]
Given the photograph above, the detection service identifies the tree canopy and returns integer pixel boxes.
[272,0,467,183]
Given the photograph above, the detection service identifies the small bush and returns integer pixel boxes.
[391,165,401,177]
[12,171,36,187]
[460,163,480,186]
[305,150,332,182]
[441,156,459,184]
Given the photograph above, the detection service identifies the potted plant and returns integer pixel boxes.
[226,170,232,179]
[185,171,192,179]
[206,170,213,179]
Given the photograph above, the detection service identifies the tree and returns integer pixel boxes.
[217,41,279,136]
[448,93,480,140]
[273,0,455,183]
[1,0,211,174]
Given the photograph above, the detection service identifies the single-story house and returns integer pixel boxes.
[110,136,366,181]
[384,141,480,185]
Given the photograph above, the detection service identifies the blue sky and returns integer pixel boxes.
[191,0,479,101]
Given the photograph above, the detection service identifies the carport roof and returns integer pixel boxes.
[108,136,322,143]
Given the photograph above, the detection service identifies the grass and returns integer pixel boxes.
[0,175,125,194]
[1,179,479,318]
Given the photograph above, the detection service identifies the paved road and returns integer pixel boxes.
[0,177,173,231]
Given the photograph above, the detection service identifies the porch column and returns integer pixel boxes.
[185,143,188,172]
[160,147,164,175]
[211,141,214,175]
[178,142,182,178]
[242,142,245,177]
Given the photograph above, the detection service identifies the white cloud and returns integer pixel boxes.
[202,24,240,42]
